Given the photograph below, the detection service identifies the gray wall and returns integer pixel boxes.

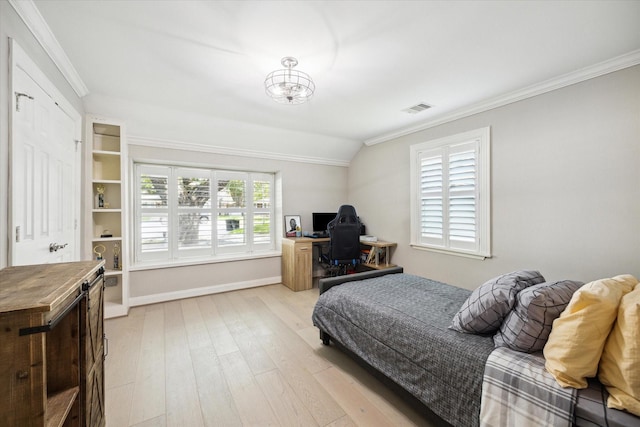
[0,1,84,269]
[128,143,348,300]
[349,65,640,290]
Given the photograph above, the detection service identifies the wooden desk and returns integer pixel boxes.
[361,240,398,269]
[281,237,396,291]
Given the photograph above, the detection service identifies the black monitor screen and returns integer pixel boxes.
[312,212,336,232]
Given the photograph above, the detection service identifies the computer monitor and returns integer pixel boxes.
[312,212,336,233]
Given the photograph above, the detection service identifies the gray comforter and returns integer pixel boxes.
[312,273,495,427]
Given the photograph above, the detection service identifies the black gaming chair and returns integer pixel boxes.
[325,205,362,276]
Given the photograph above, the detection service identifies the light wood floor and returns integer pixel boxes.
[105,283,438,426]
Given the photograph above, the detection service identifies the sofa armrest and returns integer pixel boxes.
[318,266,404,294]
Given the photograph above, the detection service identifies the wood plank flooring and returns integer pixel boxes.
[105,284,438,426]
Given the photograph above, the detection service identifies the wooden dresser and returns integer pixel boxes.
[0,260,106,427]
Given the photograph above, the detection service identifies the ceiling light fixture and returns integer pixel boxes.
[264,57,315,105]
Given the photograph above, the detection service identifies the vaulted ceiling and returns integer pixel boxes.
[28,0,640,163]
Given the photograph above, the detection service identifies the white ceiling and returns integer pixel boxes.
[30,0,640,162]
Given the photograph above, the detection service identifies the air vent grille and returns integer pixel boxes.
[402,103,432,114]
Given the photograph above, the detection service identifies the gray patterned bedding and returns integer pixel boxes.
[312,272,495,427]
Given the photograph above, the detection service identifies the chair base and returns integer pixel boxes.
[324,264,354,277]
[320,260,372,278]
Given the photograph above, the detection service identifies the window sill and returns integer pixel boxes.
[130,250,281,271]
[410,243,490,260]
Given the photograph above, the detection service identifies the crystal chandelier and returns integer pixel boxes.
[264,57,315,105]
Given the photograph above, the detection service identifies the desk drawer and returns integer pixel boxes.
[282,239,313,291]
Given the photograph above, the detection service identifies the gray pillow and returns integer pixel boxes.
[450,270,545,334]
[493,279,583,353]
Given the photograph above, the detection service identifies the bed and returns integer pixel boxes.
[311,268,640,427]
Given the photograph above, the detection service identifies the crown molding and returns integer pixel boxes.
[9,0,89,97]
[128,135,350,167]
[364,49,640,146]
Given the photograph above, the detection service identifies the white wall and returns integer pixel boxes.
[0,1,84,269]
[127,143,348,302]
[349,65,640,290]
[83,93,362,166]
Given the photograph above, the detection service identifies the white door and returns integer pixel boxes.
[10,41,81,266]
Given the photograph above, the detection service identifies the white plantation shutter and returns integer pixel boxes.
[136,164,170,261]
[252,174,273,249]
[448,142,477,251]
[176,168,212,257]
[411,127,490,258]
[215,171,247,253]
[420,153,444,244]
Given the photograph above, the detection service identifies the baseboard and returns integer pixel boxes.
[104,301,129,319]
[128,276,281,307]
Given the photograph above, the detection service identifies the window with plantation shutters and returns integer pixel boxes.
[410,127,491,258]
[134,163,275,265]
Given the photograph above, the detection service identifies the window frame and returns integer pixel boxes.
[409,127,491,259]
[133,162,276,266]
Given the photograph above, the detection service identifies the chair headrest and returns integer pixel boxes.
[337,205,357,216]
[334,205,359,224]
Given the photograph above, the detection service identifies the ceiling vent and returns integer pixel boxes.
[402,103,432,114]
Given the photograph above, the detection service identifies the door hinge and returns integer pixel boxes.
[15,92,34,112]
[15,226,20,242]
[74,139,82,151]
[74,219,78,230]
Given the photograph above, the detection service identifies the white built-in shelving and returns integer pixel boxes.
[85,116,129,318]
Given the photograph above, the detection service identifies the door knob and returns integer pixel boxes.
[49,243,68,252]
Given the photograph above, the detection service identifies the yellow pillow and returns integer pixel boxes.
[544,275,637,388]
[599,280,640,416]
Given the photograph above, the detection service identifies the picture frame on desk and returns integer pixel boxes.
[285,215,301,237]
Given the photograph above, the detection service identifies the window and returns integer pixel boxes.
[410,127,491,258]
[134,163,275,265]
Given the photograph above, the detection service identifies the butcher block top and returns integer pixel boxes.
[0,260,104,315]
